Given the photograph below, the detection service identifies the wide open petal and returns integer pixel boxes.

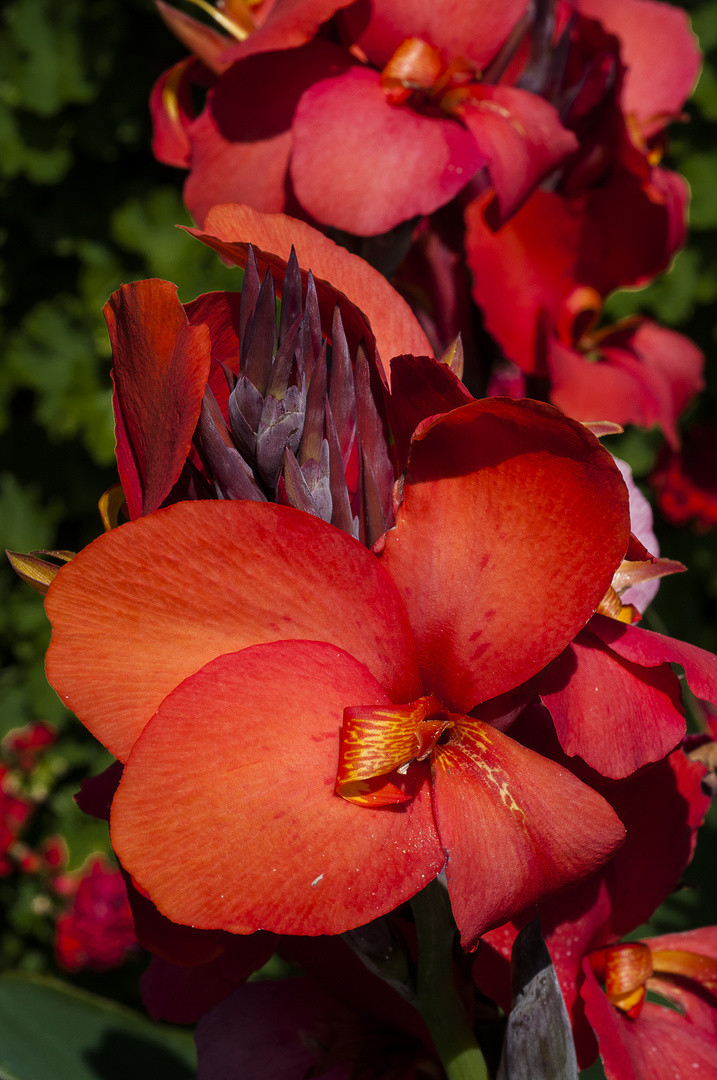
[104,280,212,519]
[432,719,624,949]
[111,641,444,935]
[540,629,684,778]
[588,614,717,708]
[379,399,630,712]
[45,501,421,761]
[460,86,577,227]
[290,67,485,236]
[188,203,433,369]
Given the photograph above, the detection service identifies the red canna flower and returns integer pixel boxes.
[45,397,630,948]
[151,0,576,233]
[473,718,713,1074]
[465,0,702,438]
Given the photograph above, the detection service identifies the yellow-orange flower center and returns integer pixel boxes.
[590,941,717,1019]
[380,37,478,113]
[336,695,454,807]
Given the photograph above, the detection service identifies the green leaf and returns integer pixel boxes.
[0,973,196,1080]
[497,916,578,1080]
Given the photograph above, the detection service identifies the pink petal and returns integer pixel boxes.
[187,203,433,368]
[379,399,630,712]
[574,0,701,137]
[111,641,444,935]
[103,280,212,519]
[184,41,353,225]
[290,67,485,235]
[338,0,531,72]
[45,500,421,761]
[459,86,577,226]
[219,0,356,65]
[539,629,685,778]
[432,719,625,949]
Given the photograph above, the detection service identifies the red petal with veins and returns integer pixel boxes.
[290,67,485,236]
[432,719,624,949]
[589,614,717,707]
[574,0,701,137]
[111,641,444,935]
[380,399,629,712]
[104,280,212,520]
[45,501,421,761]
[540,629,684,778]
[459,86,577,227]
[187,203,433,369]
[338,0,530,72]
[184,42,354,226]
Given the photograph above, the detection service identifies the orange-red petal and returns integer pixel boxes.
[186,203,433,374]
[111,641,444,935]
[379,398,630,712]
[45,501,421,761]
[432,719,625,948]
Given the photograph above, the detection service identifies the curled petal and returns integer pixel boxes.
[432,719,625,949]
[104,280,212,519]
[111,641,444,935]
[458,86,577,226]
[589,614,717,708]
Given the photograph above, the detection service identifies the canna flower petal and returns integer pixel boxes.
[539,628,685,778]
[432,719,625,949]
[337,0,531,73]
[589,614,717,706]
[186,203,433,369]
[45,501,421,762]
[104,279,212,519]
[289,66,485,236]
[183,41,354,225]
[458,86,577,227]
[379,399,630,712]
[573,0,701,137]
[111,641,444,935]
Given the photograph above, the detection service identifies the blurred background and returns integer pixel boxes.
[0,0,715,1019]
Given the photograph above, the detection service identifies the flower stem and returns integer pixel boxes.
[410,878,489,1080]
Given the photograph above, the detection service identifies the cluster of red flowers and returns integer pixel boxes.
[0,722,138,972]
[9,1,717,1078]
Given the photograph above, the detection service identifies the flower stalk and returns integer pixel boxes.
[410,878,489,1080]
